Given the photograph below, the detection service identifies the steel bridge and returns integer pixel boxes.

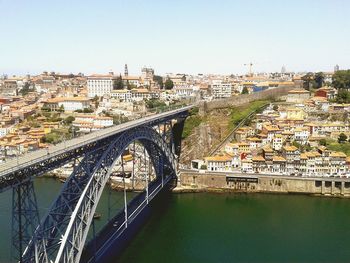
[0,105,192,263]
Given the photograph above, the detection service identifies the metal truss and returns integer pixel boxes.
[81,150,174,262]
[23,125,177,263]
[12,179,40,263]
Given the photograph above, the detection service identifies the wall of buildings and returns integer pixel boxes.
[178,171,350,196]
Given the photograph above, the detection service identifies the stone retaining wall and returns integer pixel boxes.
[199,85,296,115]
[178,171,350,197]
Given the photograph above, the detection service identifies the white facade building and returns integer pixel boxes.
[58,98,91,112]
[87,75,114,97]
[210,80,232,99]
[272,134,283,151]
[111,89,158,102]
[111,90,132,102]
[0,126,10,137]
[173,85,196,99]
[294,128,309,144]
[73,115,113,133]
[205,155,232,171]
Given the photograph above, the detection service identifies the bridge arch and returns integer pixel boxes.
[23,125,177,263]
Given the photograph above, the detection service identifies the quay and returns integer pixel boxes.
[178,169,350,196]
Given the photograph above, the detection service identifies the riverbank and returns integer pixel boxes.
[42,166,350,198]
[176,170,350,198]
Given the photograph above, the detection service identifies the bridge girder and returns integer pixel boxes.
[23,125,177,263]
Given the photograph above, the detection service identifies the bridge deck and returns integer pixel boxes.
[0,105,192,180]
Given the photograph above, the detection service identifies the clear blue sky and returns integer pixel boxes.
[0,0,349,76]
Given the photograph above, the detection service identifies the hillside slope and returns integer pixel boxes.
[179,100,270,165]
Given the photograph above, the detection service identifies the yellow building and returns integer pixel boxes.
[286,107,305,120]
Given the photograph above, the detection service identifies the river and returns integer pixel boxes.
[1,178,350,262]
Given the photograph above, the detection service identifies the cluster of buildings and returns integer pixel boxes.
[86,65,309,102]
[197,87,350,177]
[0,66,343,166]
[0,123,56,161]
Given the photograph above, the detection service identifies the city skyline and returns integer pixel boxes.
[1,0,350,75]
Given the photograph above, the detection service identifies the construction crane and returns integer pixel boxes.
[244,62,253,76]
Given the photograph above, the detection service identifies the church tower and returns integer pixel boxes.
[124,64,128,77]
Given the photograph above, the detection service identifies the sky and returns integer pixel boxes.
[0,0,349,76]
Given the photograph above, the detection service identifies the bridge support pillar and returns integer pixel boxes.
[11,180,40,263]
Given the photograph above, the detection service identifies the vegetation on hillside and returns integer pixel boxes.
[182,100,271,140]
[323,138,350,156]
[291,141,312,152]
[228,100,270,130]
[41,128,70,144]
[145,98,166,109]
[182,107,202,139]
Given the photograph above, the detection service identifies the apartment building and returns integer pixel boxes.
[286,89,310,103]
[205,155,232,171]
[210,80,232,99]
[73,115,113,133]
[87,74,114,97]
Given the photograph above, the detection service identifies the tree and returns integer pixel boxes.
[319,139,327,146]
[292,141,302,149]
[153,75,164,89]
[244,118,252,126]
[164,78,174,90]
[301,73,314,90]
[314,72,324,89]
[64,116,75,125]
[113,74,124,90]
[58,105,64,112]
[83,108,94,113]
[241,86,249,94]
[20,82,35,96]
[338,133,348,144]
[332,70,350,90]
[92,95,99,108]
[41,105,51,112]
[200,164,207,170]
[126,81,137,90]
[336,89,350,103]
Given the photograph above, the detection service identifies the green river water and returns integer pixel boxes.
[1,178,350,262]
